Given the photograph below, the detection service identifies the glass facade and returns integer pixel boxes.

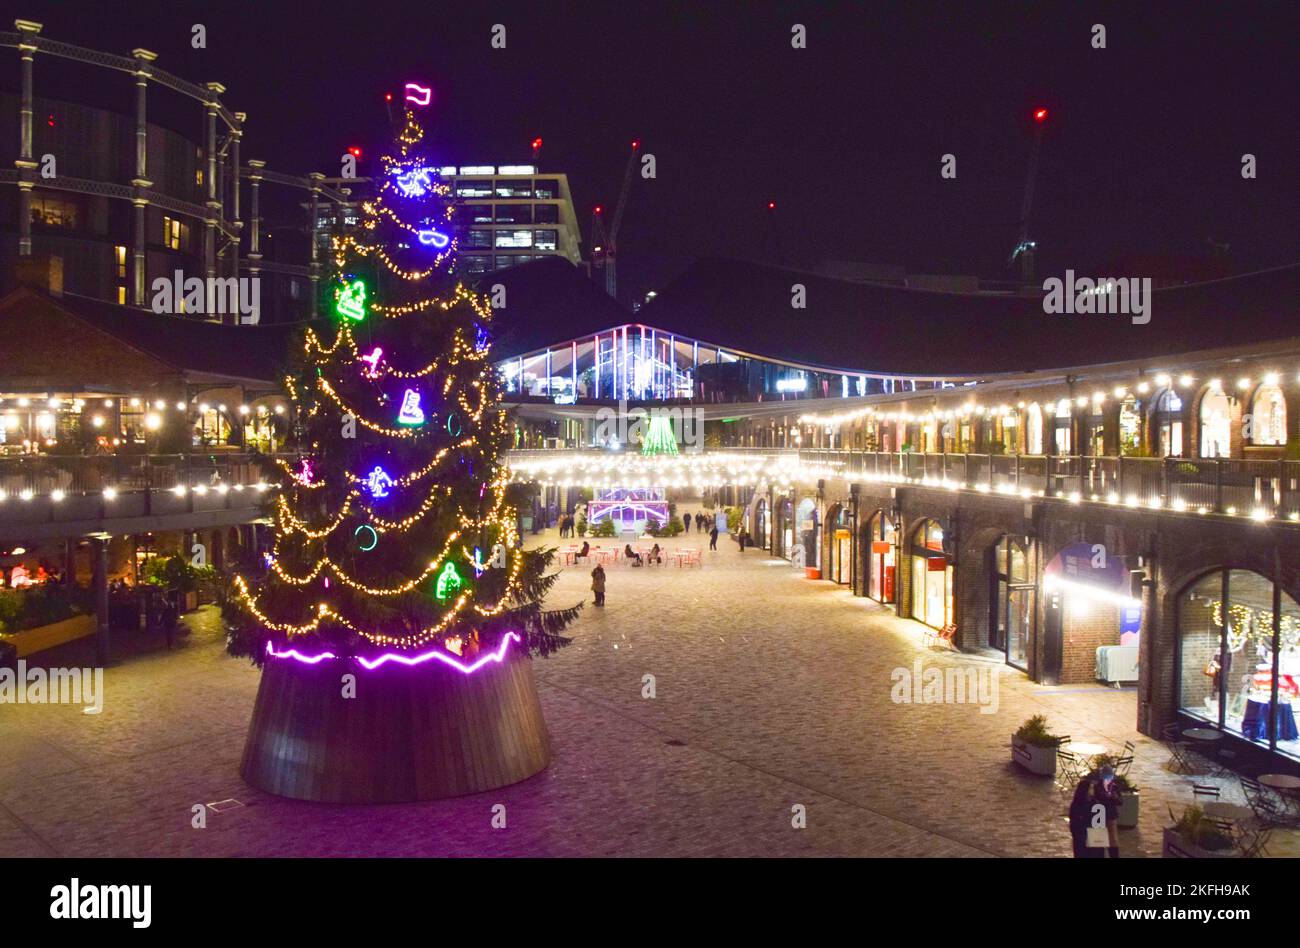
[1179,569,1300,761]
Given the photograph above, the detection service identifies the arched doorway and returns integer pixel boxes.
[909,519,953,629]
[1153,388,1184,456]
[1178,569,1300,761]
[990,535,1036,671]
[1199,389,1233,458]
[827,504,852,585]
[754,497,770,551]
[866,510,897,603]
[796,497,819,568]
[779,496,794,558]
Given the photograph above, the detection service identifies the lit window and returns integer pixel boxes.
[495,230,533,249]
[534,229,559,251]
[1252,384,1287,446]
[115,245,127,279]
[30,195,79,228]
[163,216,185,250]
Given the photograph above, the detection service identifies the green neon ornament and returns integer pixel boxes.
[434,561,464,601]
[335,279,367,321]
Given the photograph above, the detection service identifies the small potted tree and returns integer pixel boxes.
[1163,804,1237,858]
[1011,714,1062,776]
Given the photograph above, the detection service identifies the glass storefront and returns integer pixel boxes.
[828,506,851,585]
[992,535,1034,670]
[1179,569,1300,761]
[867,511,896,603]
[909,519,952,629]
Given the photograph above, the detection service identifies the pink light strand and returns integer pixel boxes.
[265,631,521,675]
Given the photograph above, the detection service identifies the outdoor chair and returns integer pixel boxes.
[1192,783,1221,804]
[1056,750,1082,796]
[1241,776,1290,827]
[1235,824,1273,858]
[1113,755,1134,778]
[1161,723,1197,774]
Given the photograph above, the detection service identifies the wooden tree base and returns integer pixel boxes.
[240,646,551,803]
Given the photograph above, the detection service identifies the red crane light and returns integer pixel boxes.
[531,137,543,150]
[348,146,362,157]
[594,205,603,214]
[1033,108,1048,123]
[384,93,393,102]
[767,201,776,210]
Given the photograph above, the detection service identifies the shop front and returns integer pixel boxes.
[827,504,852,585]
[990,534,1036,671]
[1178,568,1300,763]
[909,519,953,630]
[866,510,897,604]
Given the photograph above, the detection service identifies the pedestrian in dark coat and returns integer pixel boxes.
[709,525,719,551]
[1068,766,1122,858]
[683,512,691,532]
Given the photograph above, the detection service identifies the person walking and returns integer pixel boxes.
[683,511,691,533]
[737,526,749,552]
[696,512,705,532]
[590,563,606,606]
[709,523,719,551]
[1068,765,1122,858]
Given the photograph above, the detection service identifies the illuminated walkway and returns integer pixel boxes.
[2,522,1297,857]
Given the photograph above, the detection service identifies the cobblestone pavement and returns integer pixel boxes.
[3,517,1298,857]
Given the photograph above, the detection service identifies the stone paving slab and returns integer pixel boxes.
[1,518,1296,857]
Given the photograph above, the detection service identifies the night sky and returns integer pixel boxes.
[13,0,1300,304]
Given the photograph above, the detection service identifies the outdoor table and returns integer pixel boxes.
[1259,774,1300,792]
[1065,741,1107,760]
[1183,728,1223,743]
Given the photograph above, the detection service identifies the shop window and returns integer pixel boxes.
[1154,388,1184,457]
[992,535,1034,669]
[796,497,819,568]
[1001,410,1019,454]
[909,519,952,630]
[867,511,896,603]
[1251,384,1287,446]
[1199,390,1233,458]
[1179,569,1300,760]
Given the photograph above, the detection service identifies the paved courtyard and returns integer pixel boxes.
[3,516,1298,857]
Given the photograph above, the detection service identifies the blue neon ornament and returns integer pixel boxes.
[418,229,450,249]
[395,168,433,197]
[366,466,394,498]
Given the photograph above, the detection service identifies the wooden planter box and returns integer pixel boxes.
[1011,736,1057,776]
[1162,827,1238,858]
[182,590,199,613]
[241,642,551,803]
[1117,790,1139,828]
[1,614,95,658]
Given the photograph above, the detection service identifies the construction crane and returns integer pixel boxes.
[590,139,641,299]
[1009,107,1049,284]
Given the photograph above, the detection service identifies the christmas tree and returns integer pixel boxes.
[227,104,578,670]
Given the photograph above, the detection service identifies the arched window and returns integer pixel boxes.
[909,519,952,630]
[1200,390,1232,458]
[1179,569,1300,759]
[1252,384,1287,446]
[1153,388,1183,457]
[1026,403,1044,455]
[1118,395,1142,455]
[1051,399,1073,454]
[867,510,897,603]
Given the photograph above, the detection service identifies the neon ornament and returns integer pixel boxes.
[417,229,450,249]
[403,82,433,107]
[360,347,384,378]
[434,561,464,601]
[397,389,425,426]
[395,168,433,197]
[446,412,462,437]
[365,466,394,498]
[354,524,379,552]
[266,631,520,674]
[468,547,487,578]
[335,280,367,321]
[294,459,314,485]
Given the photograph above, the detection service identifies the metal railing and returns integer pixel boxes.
[796,450,1300,521]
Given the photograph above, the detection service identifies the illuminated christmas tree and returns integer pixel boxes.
[230,94,576,801]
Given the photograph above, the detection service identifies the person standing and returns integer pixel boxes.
[590,563,606,606]
[737,526,749,552]
[683,511,691,533]
[1068,766,1122,858]
[709,523,719,551]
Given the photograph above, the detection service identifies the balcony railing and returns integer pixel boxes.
[0,453,289,526]
[796,450,1300,521]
